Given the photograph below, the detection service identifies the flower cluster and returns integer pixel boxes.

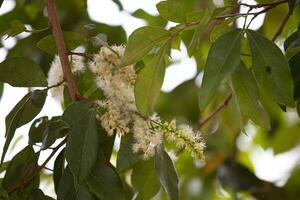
[47,55,85,100]
[47,45,205,161]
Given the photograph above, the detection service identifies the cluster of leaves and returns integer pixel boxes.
[1,0,300,199]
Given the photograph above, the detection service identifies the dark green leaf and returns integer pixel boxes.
[247,30,294,107]
[53,149,65,193]
[66,110,98,182]
[156,1,186,23]
[288,54,300,99]
[155,146,179,200]
[4,19,26,38]
[74,183,96,200]
[112,0,123,10]
[199,29,242,110]
[28,189,55,200]
[132,159,161,200]
[0,82,3,100]
[122,26,170,66]
[61,100,94,126]
[117,134,141,172]
[2,90,46,163]
[0,57,47,87]
[231,63,270,129]
[57,167,78,200]
[288,0,297,11]
[0,187,9,200]
[41,120,69,149]
[187,11,210,56]
[272,125,300,154]
[2,146,39,191]
[134,44,170,115]
[28,117,49,144]
[37,32,85,54]
[87,164,125,200]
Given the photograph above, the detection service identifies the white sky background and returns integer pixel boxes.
[0,0,300,196]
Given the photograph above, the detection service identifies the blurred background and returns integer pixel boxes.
[1,0,300,199]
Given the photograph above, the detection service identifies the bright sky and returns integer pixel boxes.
[0,0,299,196]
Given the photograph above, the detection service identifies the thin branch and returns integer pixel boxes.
[46,79,65,90]
[8,138,66,193]
[197,93,232,129]
[272,10,292,41]
[45,0,81,101]
[216,0,287,20]
[238,0,287,9]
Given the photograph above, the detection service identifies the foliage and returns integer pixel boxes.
[1,0,300,199]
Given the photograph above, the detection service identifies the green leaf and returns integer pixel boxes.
[37,32,85,54]
[53,149,65,193]
[28,116,50,144]
[74,183,96,200]
[199,29,242,110]
[272,125,300,154]
[4,19,26,38]
[122,26,170,66]
[2,146,39,191]
[185,10,206,23]
[231,63,270,129]
[132,9,167,27]
[132,159,161,200]
[57,167,78,200]
[134,45,170,115]
[155,146,179,200]
[41,119,69,150]
[0,187,9,200]
[0,82,3,100]
[247,30,294,107]
[28,189,55,200]
[116,134,141,172]
[288,55,300,99]
[2,90,46,163]
[87,164,125,200]
[61,100,94,126]
[66,110,98,182]
[210,18,235,42]
[288,0,297,11]
[187,11,210,56]
[0,57,47,87]
[156,1,186,23]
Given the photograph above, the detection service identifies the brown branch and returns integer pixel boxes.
[215,0,287,20]
[239,0,287,9]
[8,138,66,194]
[272,10,292,41]
[197,93,232,129]
[45,0,81,101]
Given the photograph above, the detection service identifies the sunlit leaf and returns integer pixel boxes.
[247,30,294,107]
[199,29,242,110]
[155,146,179,200]
[122,26,170,66]
[156,1,186,23]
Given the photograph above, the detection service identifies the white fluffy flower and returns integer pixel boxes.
[47,55,85,100]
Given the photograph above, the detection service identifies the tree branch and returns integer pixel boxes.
[197,93,232,129]
[272,9,292,41]
[45,0,81,101]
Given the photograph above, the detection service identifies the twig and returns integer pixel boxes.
[197,93,232,129]
[238,0,287,9]
[272,10,292,41]
[45,0,81,101]
[46,79,65,90]
[216,0,287,20]
[8,138,66,193]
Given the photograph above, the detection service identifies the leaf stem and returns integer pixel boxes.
[44,0,82,101]
[272,9,292,41]
[197,93,232,129]
[8,138,66,194]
